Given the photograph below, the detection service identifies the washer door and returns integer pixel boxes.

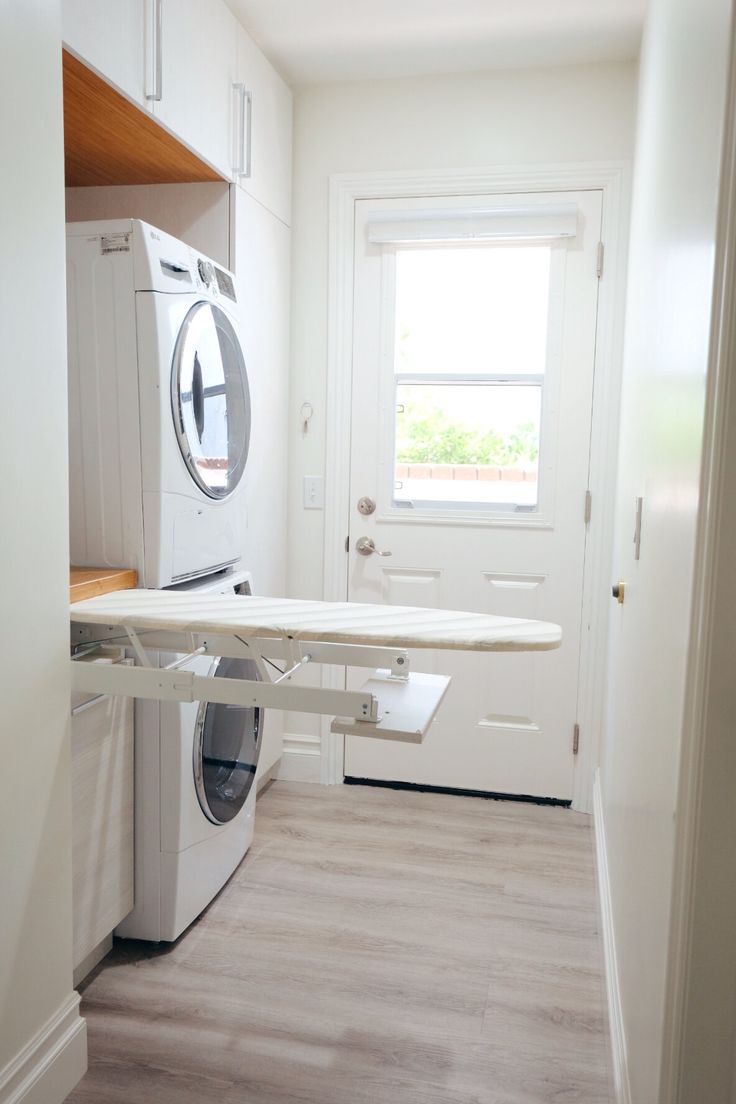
[172,301,251,499]
[193,657,262,825]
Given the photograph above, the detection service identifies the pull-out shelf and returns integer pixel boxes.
[332,671,451,743]
[70,590,561,744]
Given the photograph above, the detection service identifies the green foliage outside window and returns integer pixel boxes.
[396,401,539,467]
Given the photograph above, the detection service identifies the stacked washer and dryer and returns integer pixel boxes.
[67,219,264,941]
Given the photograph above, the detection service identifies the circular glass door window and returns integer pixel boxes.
[172,301,251,499]
[193,657,262,824]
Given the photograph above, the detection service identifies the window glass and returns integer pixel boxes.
[394,383,541,511]
[395,246,551,377]
[390,244,551,513]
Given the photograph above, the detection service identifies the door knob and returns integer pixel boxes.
[612,581,625,604]
[356,536,392,557]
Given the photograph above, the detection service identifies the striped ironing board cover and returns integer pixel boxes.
[70,590,561,653]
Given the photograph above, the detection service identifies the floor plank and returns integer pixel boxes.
[67,781,613,1104]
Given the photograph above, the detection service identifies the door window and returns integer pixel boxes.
[172,302,251,499]
[388,244,560,516]
[193,657,261,824]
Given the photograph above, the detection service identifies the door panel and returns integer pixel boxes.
[152,0,237,178]
[62,0,146,104]
[344,190,602,800]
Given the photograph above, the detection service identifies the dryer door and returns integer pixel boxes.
[193,657,262,824]
[172,301,251,499]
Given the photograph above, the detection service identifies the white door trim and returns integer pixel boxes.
[323,162,631,808]
[659,32,736,1100]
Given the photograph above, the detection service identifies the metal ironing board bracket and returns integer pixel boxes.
[70,589,562,744]
[71,620,412,679]
[70,621,439,742]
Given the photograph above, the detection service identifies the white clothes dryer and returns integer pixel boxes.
[116,569,263,943]
[67,219,251,588]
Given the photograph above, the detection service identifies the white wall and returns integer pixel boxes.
[284,62,637,765]
[0,3,86,1101]
[598,0,733,1100]
[65,183,232,268]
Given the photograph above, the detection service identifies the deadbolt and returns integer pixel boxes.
[612,581,625,604]
[357,496,376,516]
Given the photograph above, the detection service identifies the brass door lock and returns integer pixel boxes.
[612,581,625,604]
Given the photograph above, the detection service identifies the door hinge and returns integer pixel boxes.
[596,242,604,279]
[345,535,350,553]
[573,723,580,756]
[584,489,592,525]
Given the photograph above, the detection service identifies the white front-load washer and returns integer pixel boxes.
[116,569,263,942]
[66,218,251,588]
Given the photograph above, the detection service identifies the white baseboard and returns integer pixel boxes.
[256,756,282,793]
[0,993,87,1104]
[275,734,321,782]
[593,769,631,1104]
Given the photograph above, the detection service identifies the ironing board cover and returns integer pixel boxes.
[70,590,561,653]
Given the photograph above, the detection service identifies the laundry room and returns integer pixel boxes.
[4,3,736,1104]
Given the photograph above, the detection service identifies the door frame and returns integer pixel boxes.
[322,162,631,812]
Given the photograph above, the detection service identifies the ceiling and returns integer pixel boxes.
[224,0,646,85]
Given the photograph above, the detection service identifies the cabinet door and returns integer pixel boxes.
[151,0,238,179]
[235,28,293,226]
[62,0,146,105]
[231,187,290,774]
[71,685,134,969]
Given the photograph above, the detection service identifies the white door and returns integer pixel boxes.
[344,191,602,801]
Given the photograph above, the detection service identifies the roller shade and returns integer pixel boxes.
[366,203,578,244]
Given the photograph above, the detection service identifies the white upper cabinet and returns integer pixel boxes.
[62,0,147,105]
[62,0,293,210]
[234,26,293,226]
[150,0,238,180]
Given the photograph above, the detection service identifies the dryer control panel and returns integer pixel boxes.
[194,255,236,302]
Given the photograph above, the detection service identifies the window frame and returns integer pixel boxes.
[374,240,566,528]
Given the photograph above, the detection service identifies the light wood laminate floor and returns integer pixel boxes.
[68,781,612,1104]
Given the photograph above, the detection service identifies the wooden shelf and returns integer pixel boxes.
[70,567,138,604]
[62,49,224,187]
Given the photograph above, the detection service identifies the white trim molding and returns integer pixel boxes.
[276,732,322,783]
[659,26,736,1101]
[593,769,631,1104]
[323,162,631,801]
[0,993,86,1104]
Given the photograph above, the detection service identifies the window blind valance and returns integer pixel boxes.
[366,203,578,245]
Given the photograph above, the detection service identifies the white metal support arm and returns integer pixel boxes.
[69,591,561,744]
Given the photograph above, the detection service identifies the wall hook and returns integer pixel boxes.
[300,401,314,434]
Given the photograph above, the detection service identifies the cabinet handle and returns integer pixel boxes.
[232,84,252,178]
[147,0,163,102]
[243,88,252,178]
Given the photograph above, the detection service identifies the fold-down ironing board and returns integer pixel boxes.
[70,591,561,743]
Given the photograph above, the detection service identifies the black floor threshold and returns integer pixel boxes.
[344,776,572,808]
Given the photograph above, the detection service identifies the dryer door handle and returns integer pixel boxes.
[192,353,205,443]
